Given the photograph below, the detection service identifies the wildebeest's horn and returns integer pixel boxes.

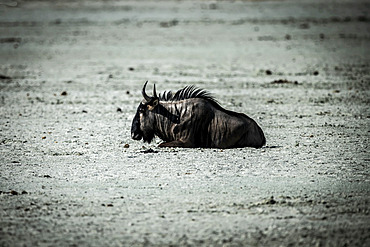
[142,81,151,102]
[153,84,158,98]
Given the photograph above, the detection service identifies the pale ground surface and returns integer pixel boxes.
[0,0,369,246]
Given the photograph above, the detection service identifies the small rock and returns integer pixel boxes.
[117,107,122,112]
[128,67,135,71]
[270,79,298,84]
[358,16,367,22]
[160,20,178,28]
[141,148,158,154]
[209,3,217,9]
[10,190,19,195]
[313,71,319,76]
[299,23,310,29]
[0,74,12,80]
[61,91,67,96]
[124,144,130,148]
[267,196,277,205]
[265,70,272,75]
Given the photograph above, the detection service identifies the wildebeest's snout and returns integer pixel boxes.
[131,112,143,140]
[131,132,142,140]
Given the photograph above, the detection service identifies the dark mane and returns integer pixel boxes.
[158,85,219,104]
[159,85,254,120]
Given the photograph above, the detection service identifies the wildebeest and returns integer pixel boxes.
[131,81,266,148]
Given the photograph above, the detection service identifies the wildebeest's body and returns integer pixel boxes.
[131,82,266,148]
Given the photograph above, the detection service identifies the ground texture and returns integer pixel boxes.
[0,0,369,246]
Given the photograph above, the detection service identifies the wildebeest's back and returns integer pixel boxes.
[171,98,265,148]
[206,102,266,148]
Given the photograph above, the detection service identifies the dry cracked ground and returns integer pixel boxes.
[0,0,369,246]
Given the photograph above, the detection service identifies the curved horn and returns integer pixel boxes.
[153,84,158,98]
[142,81,151,102]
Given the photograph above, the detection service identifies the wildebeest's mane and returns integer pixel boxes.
[158,85,251,120]
[158,85,218,104]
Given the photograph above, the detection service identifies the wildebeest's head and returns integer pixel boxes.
[131,81,159,143]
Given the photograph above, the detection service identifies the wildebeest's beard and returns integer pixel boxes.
[140,110,157,143]
[141,127,155,143]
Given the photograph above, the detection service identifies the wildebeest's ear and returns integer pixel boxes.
[147,98,159,111]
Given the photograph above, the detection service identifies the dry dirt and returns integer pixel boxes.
[0,0,369,246]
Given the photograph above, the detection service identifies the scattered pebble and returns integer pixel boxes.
[141,148,158,153]
[159,20,178,28]
[209,3,217,9]
[299,23,310,29]
[0,37,21,43]
[266,196,277,205]
[270,79,298,85]
[61,91,67,96]
[0,190,28,196]
[117,107,122,112]
[0,74,12,80]
[124,144,130,148]
[10,190,19,195]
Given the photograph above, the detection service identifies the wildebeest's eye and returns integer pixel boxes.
[138,103,146,113]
